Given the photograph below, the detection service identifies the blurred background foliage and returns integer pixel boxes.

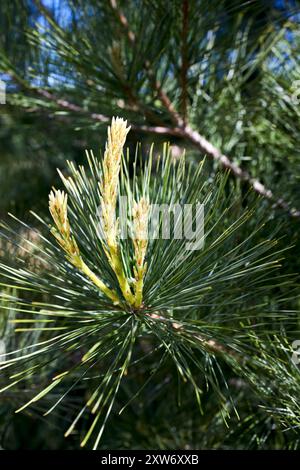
[0,0,300,449]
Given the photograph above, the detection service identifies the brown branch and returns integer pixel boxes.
[180,0,189,123]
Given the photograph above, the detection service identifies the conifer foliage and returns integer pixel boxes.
[0,0,300,450]
[0,116,299,449]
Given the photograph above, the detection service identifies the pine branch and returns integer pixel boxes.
[0,116,297,448]
[8,67,300,219]
[4,1,300,218]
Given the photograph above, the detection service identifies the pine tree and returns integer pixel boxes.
[0,0,300,449]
